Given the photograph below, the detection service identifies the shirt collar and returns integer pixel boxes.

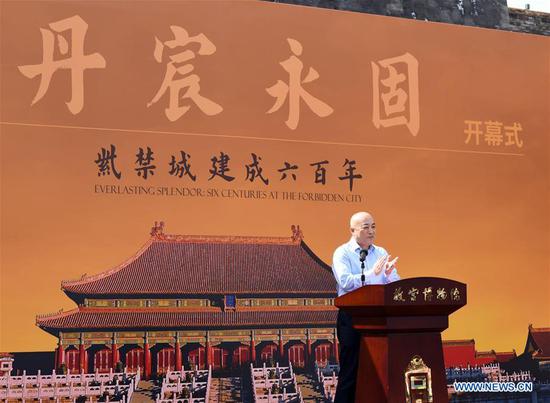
[348,237,374,253]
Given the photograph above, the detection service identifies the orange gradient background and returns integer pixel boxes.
[1,1,549,354]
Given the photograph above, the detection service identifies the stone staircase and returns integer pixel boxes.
[208,377,243,403]
[132,380,157,403]
[295,373,326,402]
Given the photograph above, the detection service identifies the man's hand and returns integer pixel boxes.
[384,256,399,276]
[373,255,388,275]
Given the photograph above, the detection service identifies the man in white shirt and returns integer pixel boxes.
[332,211,400,402]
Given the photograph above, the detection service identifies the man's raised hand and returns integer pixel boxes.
[385,256,399,276]
[373,255,389,275]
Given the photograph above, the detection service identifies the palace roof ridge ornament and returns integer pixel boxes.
[151,221,304,245]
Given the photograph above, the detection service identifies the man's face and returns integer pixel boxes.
[350,214,376,247]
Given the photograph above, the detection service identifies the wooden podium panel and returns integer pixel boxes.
[335,277,467,403]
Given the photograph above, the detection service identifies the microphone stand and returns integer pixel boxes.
[361,259,365,286]
[360,249,368,286]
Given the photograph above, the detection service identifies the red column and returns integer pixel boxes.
[205,341,212,368]
[111,343,119,369]
[175,341,182,371]
[250,339,256,363]
[79,344,86,373]
[144,343,151,379]
[333,337,339,363]
[84,347,89,373]
[279,338,284,359]
[57,343,65,369]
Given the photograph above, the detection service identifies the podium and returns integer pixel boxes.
[335,277,466,403]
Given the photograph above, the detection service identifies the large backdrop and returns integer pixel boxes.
[1,1,548,353]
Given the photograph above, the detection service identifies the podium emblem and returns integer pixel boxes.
[405,355,433,403]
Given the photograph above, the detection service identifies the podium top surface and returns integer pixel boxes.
[335,277,466,316]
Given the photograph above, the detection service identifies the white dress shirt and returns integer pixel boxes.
[332,238,400,296]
